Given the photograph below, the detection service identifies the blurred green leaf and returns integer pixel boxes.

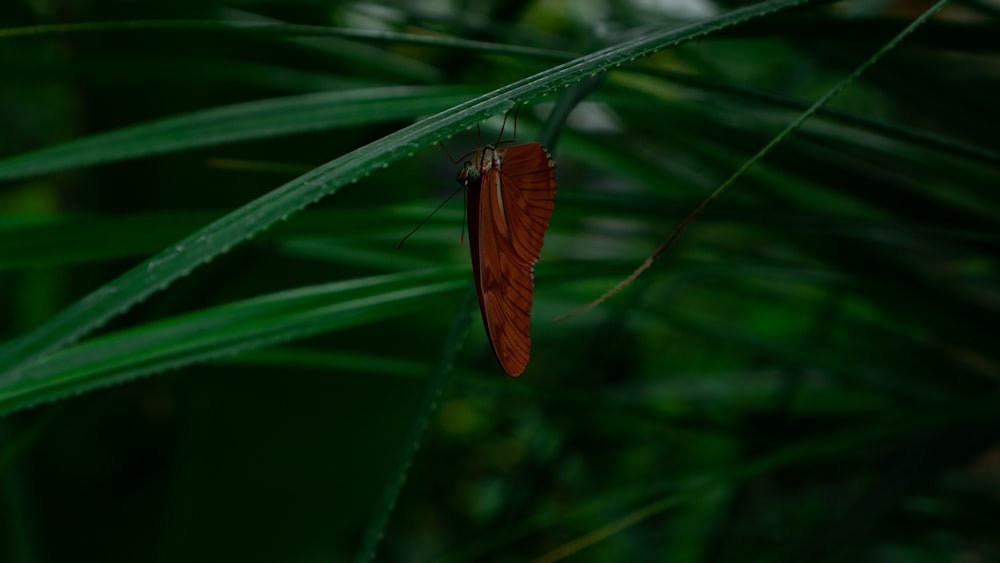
[0,86,482,181]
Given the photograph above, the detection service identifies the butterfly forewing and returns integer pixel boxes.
[467,142,556,377]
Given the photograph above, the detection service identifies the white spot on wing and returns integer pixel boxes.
[494,170,506,226]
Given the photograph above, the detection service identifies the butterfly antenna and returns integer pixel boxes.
[496,109,509,146]
[511,104,521,142]
[439,141,460,164]
[395,185,465,248]
[495,105,522,147]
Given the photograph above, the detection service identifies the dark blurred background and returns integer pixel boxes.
[1,1,999,561]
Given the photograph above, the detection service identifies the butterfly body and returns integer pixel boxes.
[458,142,556,377]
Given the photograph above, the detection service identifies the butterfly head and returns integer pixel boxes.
[457,161,480,187]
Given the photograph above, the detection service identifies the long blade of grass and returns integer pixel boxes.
[353,284,477,563]
[0,0,822,392]
[0,86,480,181]
[557,0,954,321]
[0,268,466,415]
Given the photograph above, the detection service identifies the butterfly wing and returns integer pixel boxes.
[469,142,556,377]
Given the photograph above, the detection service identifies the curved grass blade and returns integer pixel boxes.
[0,86,481,182]
[557,0,954,321]
[0,0,823,392]
[353,284,476,563]
[0,268,466,416]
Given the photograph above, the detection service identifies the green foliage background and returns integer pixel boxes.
[1,0,999,561]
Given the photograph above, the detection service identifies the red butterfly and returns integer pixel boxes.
[456,136,556,377]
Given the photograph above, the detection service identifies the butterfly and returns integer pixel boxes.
[456,140,557,377]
